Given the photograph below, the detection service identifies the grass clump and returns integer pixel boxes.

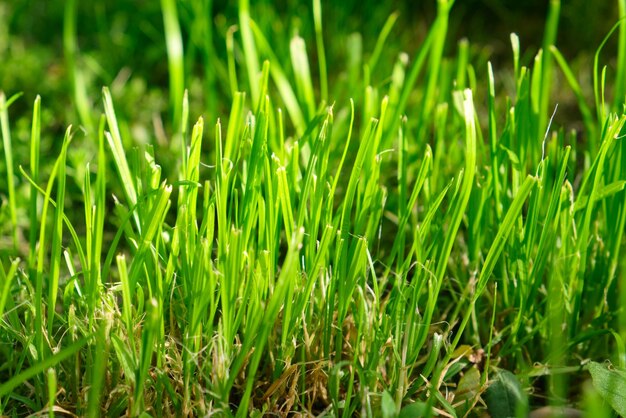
[1,0,626,416]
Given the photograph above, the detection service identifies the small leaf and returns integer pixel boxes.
[588,361,626,416]
[456,366,481,402]
[451,345,473,360]
[454,366,481,417]
[398,401,431,418]
[485,369,528,418]
[381,390,398,418]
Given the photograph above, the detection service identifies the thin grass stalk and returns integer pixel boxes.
[161,0,185,131]
[538,0,560,140]
[0,92,18,250]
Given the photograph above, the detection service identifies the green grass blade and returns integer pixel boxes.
[436,89,476,282]
[133,298,160,416]
[239,0,260,106]
[0,257,20,319]
[441,175,535,394]
[87,314,111,418]
[475,176,536,299]
[487,62,502,220]
[415,0,453,142]
[47,367,56,418]
[235,228,304,417]
[538,0,560,138]
[615,0,626,109]
[102,86,140,230]
[312,0,328,101]
[290,35,316,121]
[417,88,476,354]
[28,96,41,269]
[249,19,306,136]
[161,0,184,131]
[33,146,67,360]
[116,254,134,347]
[594,19,626,121]
[549,45,596,141]
[226,25,239,97]
[47,127,72,336]
[0,92,20,250]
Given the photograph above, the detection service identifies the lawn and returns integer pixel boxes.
[1,0,626,416]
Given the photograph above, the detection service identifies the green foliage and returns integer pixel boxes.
[0,0,625,416]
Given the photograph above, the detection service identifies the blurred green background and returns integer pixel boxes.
[1,0,620,123]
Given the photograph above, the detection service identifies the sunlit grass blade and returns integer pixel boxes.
[27,95,41,270]
[102,86,140,230]
[226,25,239,97]
[47,367,56,418]
[417,88,476,352]
[571,115,626,335]
[116,254,134,347]
[32,143,69,360]
[239,0,260,106]
[0,257,20,319]
[549,45,596,142]
[1,1,625,416]
[537,0,560,138]
[386,144,432,271]
[0,91,22,250]
[87,115,107,319]
[614,0,626,109]
[249,19,306,136]
[487,62,502,220]
[234,227,304,417]
[435,174,536,394]
[290,36,316,121]
[312,0,328,102]
[161,0,184,131]
[415,0,453,142]
[47,127,72,336]
[594,20,626,121]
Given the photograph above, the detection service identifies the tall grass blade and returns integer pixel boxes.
[0,92,20,250]
[47,127,72,336]
[161,0,185,131]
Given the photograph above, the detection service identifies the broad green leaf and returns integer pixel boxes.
[588,361,626,416]
[381,390,397,418]
[398,402,431,418]
[485,370,528,418]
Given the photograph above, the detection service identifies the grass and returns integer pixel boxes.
[1,0,626,416]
